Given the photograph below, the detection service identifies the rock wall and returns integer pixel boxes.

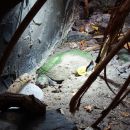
[0,0,78,76]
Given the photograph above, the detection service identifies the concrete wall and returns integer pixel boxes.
[0,0,78,76]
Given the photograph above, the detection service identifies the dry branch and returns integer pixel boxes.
[0,0,47,76]
[69,29,130,114]
[0,92,46,115]
[96,0,130,63]
[84,0,89,17]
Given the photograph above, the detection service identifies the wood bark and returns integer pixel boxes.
[0,92,46,115]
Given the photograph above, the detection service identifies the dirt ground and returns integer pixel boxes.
[42,40,130,130]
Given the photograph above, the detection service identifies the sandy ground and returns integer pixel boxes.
[42,42,130,130]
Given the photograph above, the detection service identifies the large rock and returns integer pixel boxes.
[0,0,78,76]
[37,49,93,81]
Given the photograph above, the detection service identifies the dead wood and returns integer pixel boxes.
[104,0,130,39]
[92,74,130,128]
[0,0,47,76]
[96,0,130,64]
[7,73,33,93]
[69,29,130,114]
[0,92,46,115]
[84,0,89,17]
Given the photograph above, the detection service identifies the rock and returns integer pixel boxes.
[120,72,129,79]
[56,108,65,115]
[33,18,42,26]
[85,127,94,130]
[85,24,94,34]
[36,74,58,88]
[96,17,103,22]
[36,75,49,88]
[102,14,110,23]
[90,13,110,28]
[19,83,44,101]
[118,62,130,74]
[45,52,92,81]
[118,49,130,62]
[37,49,93,81]
[48,77,57,86]
[93,35,104,42]
[66,31,92,42]
[99,22,108,28]
[83,105,94,112]
[87,39,97,45]
[69,42,79,49]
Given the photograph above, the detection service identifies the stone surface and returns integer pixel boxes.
[19,83,44,101]
[85,127,94,130]
[37,49,93,81]
[118,49,130,62]
[36,75,49,87]
[66,31,92,42]
[0,0,78,76]
[46,55,91,80]
[90,13,110,28]
[36,74,57,88]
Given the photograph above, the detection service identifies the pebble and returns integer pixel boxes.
[69,42,79,49]
[87,39,97,45]
[19,83,44,101]
[85,127,94,130]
